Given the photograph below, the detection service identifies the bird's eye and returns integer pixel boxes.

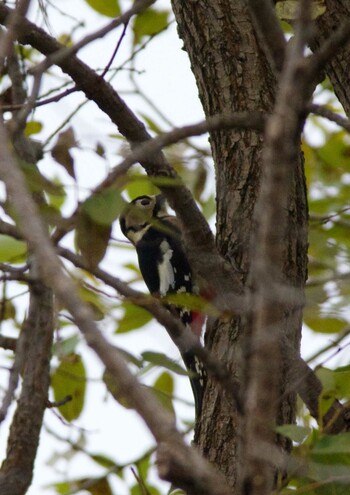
[140,198,151,206]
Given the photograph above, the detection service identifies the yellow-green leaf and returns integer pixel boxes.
[116,302,152,333]
[0,235,26,262]
[82,189,124,226]
[0,299,16,320]
[133,9,169,45]
[142,351,188,376]
[85,0,120,17]
[51,353,86,421]
[151,372,175,412]
[25,120,42,136]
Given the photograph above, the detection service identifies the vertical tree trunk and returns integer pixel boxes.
[171,0,308,489]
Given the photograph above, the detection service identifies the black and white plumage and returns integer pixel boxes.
[119,194,205,417]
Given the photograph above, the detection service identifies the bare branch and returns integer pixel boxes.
[309,103,350,132]
[242,2,315,493]
[0,335,17,352]
[97,111,266,192]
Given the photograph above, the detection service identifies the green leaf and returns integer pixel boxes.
[90,453,117,469]
[76,211,111,269]
[133,8,169,45]
[312,433,350,464]
[275,424,311,443]
[116,302,152,333]
[317,366,350,399]
[303,306,347,334]
[0,235,26,262]
[24,120,42,136]
[82,189,124,226]
[135,453,151,482]
[51,353,86,421]
[0,299,16,320]
[131,484,160,495]
[154,371,174,396]
[142,351,188,376]
[84,0,120,17]
[125,172,160,200]
[153,371,175,411]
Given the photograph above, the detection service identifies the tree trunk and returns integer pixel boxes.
[312,0,350,116]
[171,0,308,489]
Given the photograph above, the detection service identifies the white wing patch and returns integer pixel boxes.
[158,240,175,296]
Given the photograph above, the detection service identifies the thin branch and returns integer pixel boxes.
[99,21,129,80]
[96,111,266,192]
[0,335,17,352]
[0,85,79,112]
[309,103,350,132]
[30,0,155,77]
[242,1,314,493]
[306,327,350,364]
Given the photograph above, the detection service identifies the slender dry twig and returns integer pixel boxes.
[99,21,129,80]
[30,0,155,77]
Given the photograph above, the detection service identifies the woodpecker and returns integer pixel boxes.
[119,194,205,417]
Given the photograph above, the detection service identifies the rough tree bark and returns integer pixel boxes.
[312,0,350,116]
[171,0,308,489]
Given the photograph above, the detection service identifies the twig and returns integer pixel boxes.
[47,395,72,408]
[30,0,155,77]
[99,22,129,80]
[309,103,350,132]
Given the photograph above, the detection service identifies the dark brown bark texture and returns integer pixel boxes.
[312,0,350,117]
[171,0,308,489]
[0,283,54,495]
